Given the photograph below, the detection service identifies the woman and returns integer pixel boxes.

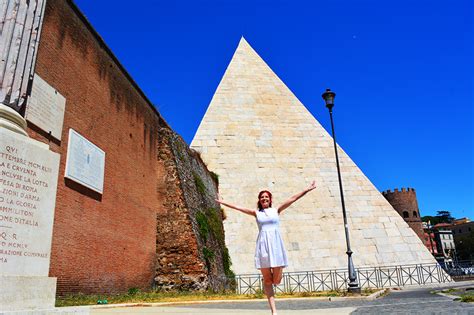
[216,180,317,315]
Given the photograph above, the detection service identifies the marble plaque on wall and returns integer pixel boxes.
[25,74,66,141]
[0,128,60,276]
[64,129,105,194]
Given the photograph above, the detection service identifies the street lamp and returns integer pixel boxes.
[322,88,361,293]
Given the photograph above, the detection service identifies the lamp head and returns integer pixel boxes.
[322,88,336,110]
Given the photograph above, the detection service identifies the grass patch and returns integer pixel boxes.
[442,288,458,294]
[56,288,379,307]
[202,246,216,269]
[128,287,140,295]
[206,208,224,244]
[202,247,215,261]
[461,294,474,303]
[222,247,235,279]
[434,287,474,302]
[277,288,378,298]
[196,211,210,241]
[193,172,206,195]
[176,148,185,162]
[209,171,219,185]
[195,208,234,278]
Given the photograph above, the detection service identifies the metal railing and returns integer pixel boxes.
[232,262,459,294]
[441,260,474,281]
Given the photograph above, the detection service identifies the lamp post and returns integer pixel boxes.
[322,88,361,293]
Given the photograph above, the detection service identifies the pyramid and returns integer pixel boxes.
[191,38,437,275]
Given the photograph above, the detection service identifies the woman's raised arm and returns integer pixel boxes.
[277,180,317,214]
[216,197,256,217]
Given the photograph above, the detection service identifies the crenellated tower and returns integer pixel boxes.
[382,188,425,241]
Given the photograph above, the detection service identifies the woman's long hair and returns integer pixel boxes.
[257,190,273,210]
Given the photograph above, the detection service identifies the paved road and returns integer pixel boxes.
[91,283,474,315]
[351,286,474,315]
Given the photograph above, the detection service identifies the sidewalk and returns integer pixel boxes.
[29,281,474,315]
[85,287,385,315]
[89,281,474,315]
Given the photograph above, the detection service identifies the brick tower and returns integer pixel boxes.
[382,188,425,241]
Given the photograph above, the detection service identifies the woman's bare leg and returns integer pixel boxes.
[260,268,277,314]
[272,267,283,285]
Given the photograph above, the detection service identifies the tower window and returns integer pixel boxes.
[403,211,409,218]
[413,211,418,217]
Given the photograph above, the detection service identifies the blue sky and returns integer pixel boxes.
[74,0,472,219]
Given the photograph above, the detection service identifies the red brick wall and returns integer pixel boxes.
[31,0,169,295]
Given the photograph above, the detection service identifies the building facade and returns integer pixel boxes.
[450,220,474,240]
[433,223,456,262]
[444,219,473,261]
[422,223,438,256]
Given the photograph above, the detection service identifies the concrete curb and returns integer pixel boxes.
[366,288,389,300]
[431,281,474,301]
[434,291,460,300]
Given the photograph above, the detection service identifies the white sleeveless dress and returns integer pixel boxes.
[254,207,288,269]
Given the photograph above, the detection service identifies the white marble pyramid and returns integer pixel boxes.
[191,38,437,275]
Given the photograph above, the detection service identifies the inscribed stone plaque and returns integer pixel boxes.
[64,129,105,194]
[0,128,60,276]
[25,74,66,141]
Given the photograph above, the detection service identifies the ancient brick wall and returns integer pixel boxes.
[156,128,231,291]
[28,0,230,295]
[382,188,425,242]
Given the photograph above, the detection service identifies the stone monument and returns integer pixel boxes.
[0,0,62,312]
[0,106,60,311]
[191,38,439,275]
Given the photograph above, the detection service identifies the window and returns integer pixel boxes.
[413,211,418,217]
[469,227,472,232]
[403,211,409,218]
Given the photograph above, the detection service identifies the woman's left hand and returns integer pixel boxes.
[306,180,317,192]
[215,194,224,204]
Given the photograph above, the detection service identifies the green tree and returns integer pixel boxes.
[421,210,455,225]
[436,210,454,223]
